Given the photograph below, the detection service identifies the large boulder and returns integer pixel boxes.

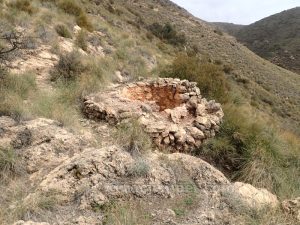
[222,182,279,211]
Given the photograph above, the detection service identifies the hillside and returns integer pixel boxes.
[211,22,244,36]
[216,7,300,74]
[0,0,300,224]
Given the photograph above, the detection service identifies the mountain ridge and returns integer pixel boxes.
[214,7,300,74]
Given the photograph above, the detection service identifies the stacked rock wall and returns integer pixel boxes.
[83,78,224,152]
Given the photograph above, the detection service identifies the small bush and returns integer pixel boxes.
[55,24,72,38]
[58,0,82,16]
[58,0,93,31]
[161,53,229,102]
[148,22,186,46]
[128,158,150,177]
[0,70,36,119]
[76,12,93,31]
[0,147,23,180]
[8,0,35,14]
[75,30,88,51]
[114,119,152,155]
[50,51,85,82]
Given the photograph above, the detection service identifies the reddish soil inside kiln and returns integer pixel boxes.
[124,85,183,111]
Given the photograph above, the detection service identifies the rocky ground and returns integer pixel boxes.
[2,108,296,225]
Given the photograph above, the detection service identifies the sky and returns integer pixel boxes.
[171,0,299,25]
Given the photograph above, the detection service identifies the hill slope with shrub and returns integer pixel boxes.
[215,7,300,74]
[211,22,244,36]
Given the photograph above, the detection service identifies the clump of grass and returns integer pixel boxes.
[75,12,93,32]
[239,208,298,225]
[57,0,93,31]
[75,30,88,51]
[161,53,229,103]
[30,91,80,127]
[128,158,150,177]
[0,185,60,224]
[55,24,72,38]
[200,103,300,199]
[8,0,36,15]
[0,68,36,120]
[0,147,23,181]
[50,51,85,82]
[114,119,153,155]
[103,201,151,225]
[38,54,112,127]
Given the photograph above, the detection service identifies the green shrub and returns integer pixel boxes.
[8,0,35,14]
[148,22,186,46]
[50,51,85,82]
[55,24,72,38]
[162,53,229,102]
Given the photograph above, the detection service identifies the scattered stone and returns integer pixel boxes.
[11,128,32,149]
[282,197,300,221]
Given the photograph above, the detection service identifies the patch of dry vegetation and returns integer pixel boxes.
[0,66,36,120]
[8,0,36,15]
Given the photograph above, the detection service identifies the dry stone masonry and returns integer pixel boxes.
[83,78,224,152]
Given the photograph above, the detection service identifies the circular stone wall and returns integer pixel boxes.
[83,78,224,152]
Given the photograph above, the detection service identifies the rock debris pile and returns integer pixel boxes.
[83,78,224,152]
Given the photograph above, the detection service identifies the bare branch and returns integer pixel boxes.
[0,30,23,58]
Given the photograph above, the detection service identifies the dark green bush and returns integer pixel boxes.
[50,51,85,82]
[148,22,186,46]
[162,53,229,102]
[55,24,72,38]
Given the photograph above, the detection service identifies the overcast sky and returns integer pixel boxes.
[171,0,299,25]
